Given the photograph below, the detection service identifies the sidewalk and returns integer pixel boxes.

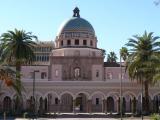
[14,118,150,120]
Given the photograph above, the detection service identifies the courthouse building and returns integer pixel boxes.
[0,7,160,114]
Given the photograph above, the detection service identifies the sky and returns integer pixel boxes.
[0,0,160,61]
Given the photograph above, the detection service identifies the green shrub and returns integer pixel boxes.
[151,114,160,120]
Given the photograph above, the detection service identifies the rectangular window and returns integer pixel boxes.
[96,70,99,77]
[90,40,93,46]
[55,70,59,77]
[67,40,71,45]
[61,41,63,46]
[75,39,79,45]
[41,72,47,79]
[96,98,99,105]
[83,40,87,45]
[107,72,112,79]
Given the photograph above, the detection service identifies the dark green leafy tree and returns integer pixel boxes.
[126,31,160,113]
[107,51,117,62]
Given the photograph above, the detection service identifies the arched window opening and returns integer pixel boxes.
[96,70,99,77]
[74,68,80,78]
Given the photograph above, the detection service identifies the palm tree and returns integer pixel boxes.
[119,47,129,117]
[0,29,37,112]
[120,47,129,62]
[125,31,160,114]
[107,51,118,62]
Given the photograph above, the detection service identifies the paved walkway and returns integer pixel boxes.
[1,113,151,120]
[14,118,150,120]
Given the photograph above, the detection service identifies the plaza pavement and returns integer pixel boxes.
[15,118,150,120]
[1,113,151,120]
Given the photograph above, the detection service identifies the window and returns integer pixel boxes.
[75,39,79,45]
[90,40,93,46]
[55,70,58,77]
[96,70,99,77]
[61,40,63,46]
[36,56,39,61]
[119,73,125,79]
[42,56,44,61]
[107,72,112,79]
[41,72,47,79]
[83,40,87,45]
[67,40,71,45]
[96,98,99,105]
[74,68,80,78]
[55,98,58,105]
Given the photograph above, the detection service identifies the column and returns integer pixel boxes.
[72,99,76,113]
[87,99,92,113]
[117,98,120,114]
[150,100,154,113]
[102,99,107,114]
[131,98,136,114]
[58,99,61,114]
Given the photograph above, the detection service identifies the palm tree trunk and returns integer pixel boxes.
[16,61,21,79]
[15,61,23,113]
[144,80,149,114]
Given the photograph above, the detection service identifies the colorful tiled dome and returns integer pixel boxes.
[57,7,95,36]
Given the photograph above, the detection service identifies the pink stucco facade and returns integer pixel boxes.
[0,7,160,114]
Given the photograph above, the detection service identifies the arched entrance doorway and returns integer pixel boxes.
[3,96,12,112]
[75,93,87,112]
[107,96,114,113]
[61,93,73,112]
[153,94,160,113]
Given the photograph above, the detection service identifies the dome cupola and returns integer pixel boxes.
[55,7,97,48]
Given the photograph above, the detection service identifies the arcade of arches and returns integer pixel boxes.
[1,92,160,114]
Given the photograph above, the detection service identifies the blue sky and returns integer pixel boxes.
[0,0,160,60]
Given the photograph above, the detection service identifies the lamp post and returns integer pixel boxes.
[141,79,143,120]
[32,70,39,117]
[120,55,123,120]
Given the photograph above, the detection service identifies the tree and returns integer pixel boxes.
[0,29,37,112]
[125,31,160,113]
[102,49,106,58]
[0,65,22,95]
[120,47,129,61]
[107,51,118,62]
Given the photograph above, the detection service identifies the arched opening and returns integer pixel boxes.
[122,97,126,114]
[44,98,48,112]
[132,97,137,114]
[75,93,87,112]
[91,93,104,112]
[122,94,133,113]
[27,96,35,112]
[46,93,59,112]
[61,93,73,112]
[3,96,12,112]
[107,97,114,113]
[38,97,43,114]
[153,94,160,113]
[137,95,146,114]
[74,67,80,79]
